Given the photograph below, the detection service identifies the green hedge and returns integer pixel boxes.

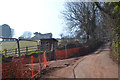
[112,35,120,62]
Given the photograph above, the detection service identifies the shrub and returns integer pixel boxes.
[57,41,83,50]
[111,34,120,63]
[86,39,104,52]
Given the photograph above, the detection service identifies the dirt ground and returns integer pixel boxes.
[40,57,82,78]
[38,43,118,78]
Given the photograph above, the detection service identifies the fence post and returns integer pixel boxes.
[16,39,21,59]
[31,56,34,78]
[15,48,17,54]
[38,55,41,72]
[65,44,68,58]
[26,47,28,54]
[37,45,40,51]
[5,50,7,56]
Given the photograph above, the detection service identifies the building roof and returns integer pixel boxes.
[40,38,58,42]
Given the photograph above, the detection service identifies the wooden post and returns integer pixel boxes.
[37,45,40,51]
[26,47,28,54]
[38,55,41,72]
[15,48,17,54]
[65,44,68,58]
[31,56,33,78]
[16,39,21,59]
[5,50,7,56]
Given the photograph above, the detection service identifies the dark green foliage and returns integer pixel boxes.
[86,39,104,52]
[112,34,120,62]
[57,42,83,50]
[109,2,120,62]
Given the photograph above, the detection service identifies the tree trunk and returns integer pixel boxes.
[86,33,89,42]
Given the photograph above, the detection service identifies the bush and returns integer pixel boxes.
[112,35,120,63]
[2,55,6,59]
[57,42,83,50]
[25,51,44,56]
[66,43,76,49]
[86,39,104,52]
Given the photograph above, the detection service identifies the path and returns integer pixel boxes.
[40,43,118,78]
[74,43,118,78]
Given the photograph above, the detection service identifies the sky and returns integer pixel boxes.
[0,0,66,38]
[0,0,117,39]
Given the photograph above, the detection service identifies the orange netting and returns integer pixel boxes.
[2,52,49,79]
[56,46,90,59]
[2,46,90,79]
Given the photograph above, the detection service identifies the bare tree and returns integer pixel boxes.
[95,2,120,40]
[62,2,101,41]
[20,31,32,39]
[62,2,115,42]
[11,28,15,38]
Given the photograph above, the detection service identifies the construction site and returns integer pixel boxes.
[0,1,120,80]
[0,37,118,80]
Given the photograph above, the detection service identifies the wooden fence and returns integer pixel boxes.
[1,45,41,56]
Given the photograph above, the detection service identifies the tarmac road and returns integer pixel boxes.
[74,43,118,78]
[41,43,118,78]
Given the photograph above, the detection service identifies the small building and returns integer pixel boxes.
[0,24,12,41]
[40,38,58,60]
[32,32,52,40]
[40,38,58,51]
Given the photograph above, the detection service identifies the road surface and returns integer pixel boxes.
[41,43,118,78]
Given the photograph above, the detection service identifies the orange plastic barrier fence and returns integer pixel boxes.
[56,46,89,59]
[43,52,49,68]
[2,52,49,79]
[2,46,90,79]
[31,56,34,78]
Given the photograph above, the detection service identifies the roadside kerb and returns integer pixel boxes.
[72,56,87,78]
[72,45,104,79]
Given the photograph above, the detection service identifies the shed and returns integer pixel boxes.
[40,38,58,60]
[40,38,58,51]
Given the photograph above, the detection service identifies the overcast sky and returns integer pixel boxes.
[0,0,66,38]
